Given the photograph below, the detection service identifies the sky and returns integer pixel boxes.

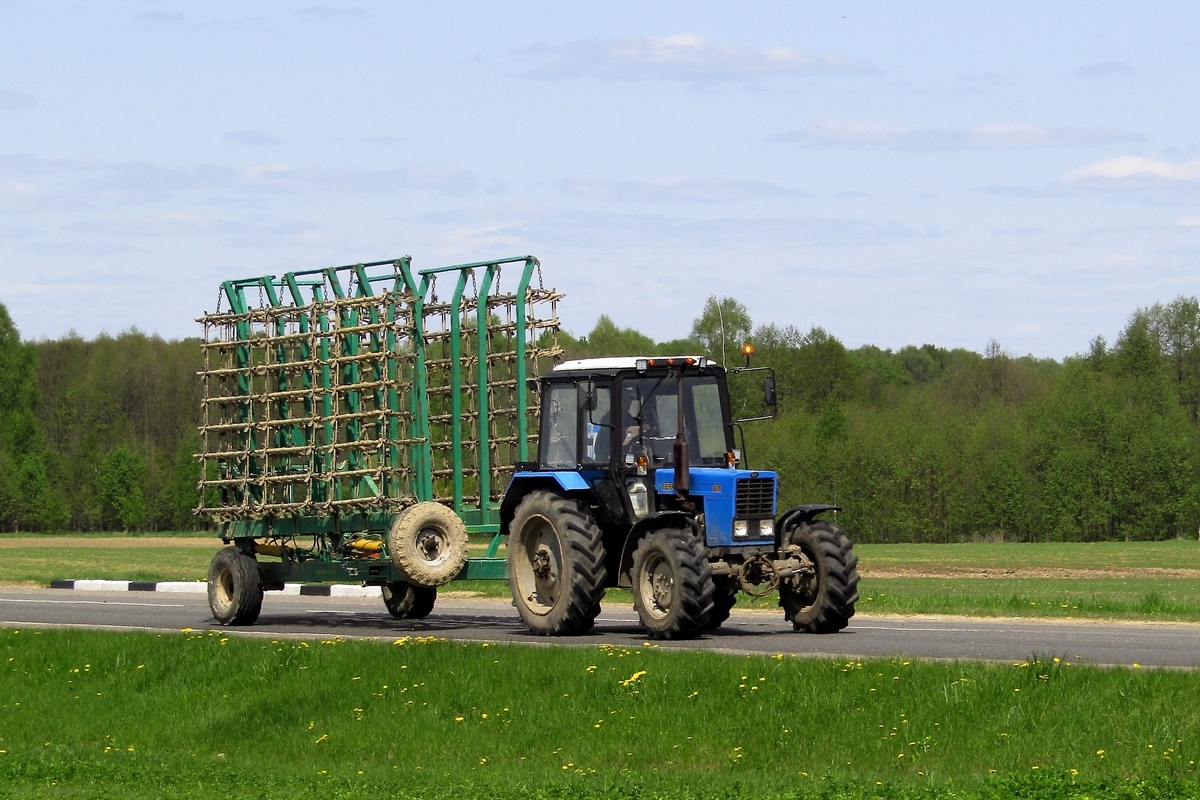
[2,2,1199,359]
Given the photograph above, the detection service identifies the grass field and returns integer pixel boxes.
[1,627,1198,799]
[4,535,1200,622]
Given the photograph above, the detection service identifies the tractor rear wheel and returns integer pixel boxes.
[381,581,437,620]
[388,502,469,587]
[779,520,859,633]
[207,546,264,626]
[631,529,714,640]
[506,491,606,635]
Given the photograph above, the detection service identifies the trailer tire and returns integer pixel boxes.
[381,581,437,620]
[506,491,606,635]
[704,576,739,630]
[779,520,859,633]
[207,546,264,626]
[631,529,714,640]
[388,502,469,587]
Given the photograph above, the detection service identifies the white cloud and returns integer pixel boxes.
[1068,155,1200,182]
[521,33,877,82]
[559,176,803,203]
[223,129,282,146]
[0,153,478,213]
[1074,61,1136,78]
[411,205,930,251]
[788,119,914,144]
[0,87,36,109]
[237,164,476,195]
[297,6,368,18]
[781,119,1141,150]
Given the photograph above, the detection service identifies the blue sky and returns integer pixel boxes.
[2,2,1198,359]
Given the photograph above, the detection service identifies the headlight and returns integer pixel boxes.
[732,520,749,538]
[759,520,775,538]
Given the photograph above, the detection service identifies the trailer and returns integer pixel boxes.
[196,255,561,623]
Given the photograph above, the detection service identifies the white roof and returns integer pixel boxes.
[553,356,708,371]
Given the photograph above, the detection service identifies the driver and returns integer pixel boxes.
[623,406,658,447]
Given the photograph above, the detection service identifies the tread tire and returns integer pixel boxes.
[779,521,859,633]
[506,491,607,636]
[387,502,469,588]
[631,529,714,640]
[207,546,264,626]
[381,581,437,620]
[704,576,739,630]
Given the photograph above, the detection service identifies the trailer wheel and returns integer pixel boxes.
[381,581,437,620]
[388,502,469,587]
[631,529,714,640]
[779,521,859,633]
[207,546,263,626]
[704,576,739,630]
[506,491,606,635]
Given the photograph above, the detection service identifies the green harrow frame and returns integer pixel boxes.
[196,255,562,587]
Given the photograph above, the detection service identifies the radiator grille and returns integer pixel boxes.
[735,477,775,517]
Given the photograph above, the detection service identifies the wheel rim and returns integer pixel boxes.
[513,515,562,615]
[786,539,820,613]
[414,527,451,568]
[215,566,234,610]
[383,582,413,614]
[638,551,674,621]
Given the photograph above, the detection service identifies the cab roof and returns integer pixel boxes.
[552,356,714,372]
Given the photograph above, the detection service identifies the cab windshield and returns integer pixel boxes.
[619,373,728,467]
[538,371,731,470]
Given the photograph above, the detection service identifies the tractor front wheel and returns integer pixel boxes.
[631,529,714,640]
[207,546,264,626]
[506,491,606,635]
[779,521,859,633]
[704,576,739,630]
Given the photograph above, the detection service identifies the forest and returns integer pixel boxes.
[1,293,1199,542]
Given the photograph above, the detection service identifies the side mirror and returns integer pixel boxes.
[577,380,597,412]
[764,375,777,409]
[526,378,539,394]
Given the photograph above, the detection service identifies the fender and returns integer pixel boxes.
[498,471,599,533]
[776,503,841,544]
[615,510,700,588]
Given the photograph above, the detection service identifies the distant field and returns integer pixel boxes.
[3,535,1200,623]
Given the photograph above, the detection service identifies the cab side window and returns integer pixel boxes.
[581,385,612,466]
[540,384,579,469]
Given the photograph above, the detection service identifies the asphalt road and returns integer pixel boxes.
[1,587,1197,669]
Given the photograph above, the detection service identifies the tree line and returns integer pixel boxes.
[1,296,1199,540]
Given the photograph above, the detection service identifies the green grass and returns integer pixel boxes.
[1,627,1198,799]
[0,542,218,585]
[857,539,1200,572]
[854,576,1200,620]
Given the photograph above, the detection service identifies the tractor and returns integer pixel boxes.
[500,355,859,639]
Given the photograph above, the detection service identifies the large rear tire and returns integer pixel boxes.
[506,491,606,635]
[207,546,264,626]
[381,581,437,620]
[388,502,469,587]
[779,521,859,633]
[631,529,714,640]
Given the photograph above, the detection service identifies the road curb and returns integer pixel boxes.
[48,579,380,597]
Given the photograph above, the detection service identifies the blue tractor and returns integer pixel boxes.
[500,355,860,639]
